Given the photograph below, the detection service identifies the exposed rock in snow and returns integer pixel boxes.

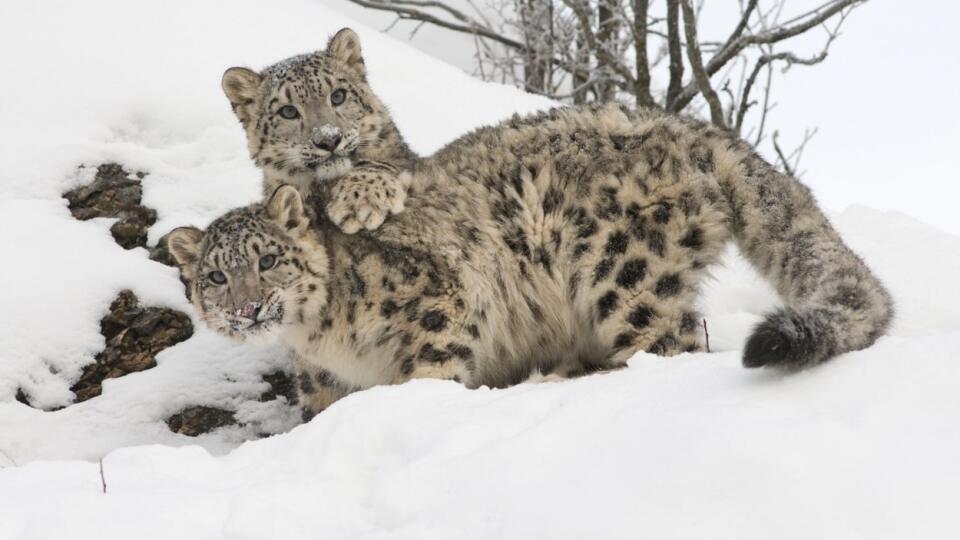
[69,290,193,404]
[166,406,236,437]
[63,163,157,250]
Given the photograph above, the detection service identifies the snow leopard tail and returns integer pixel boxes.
[717,148,893,368]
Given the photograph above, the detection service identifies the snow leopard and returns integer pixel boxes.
[221,28,415,234]
[169,90,893,416]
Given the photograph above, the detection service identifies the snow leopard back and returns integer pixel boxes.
[373,103,892,373]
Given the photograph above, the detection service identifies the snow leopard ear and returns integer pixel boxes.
[266,185,309,235]
[326,28,365,75]
[166,227,205,270]
[221,67,262,107]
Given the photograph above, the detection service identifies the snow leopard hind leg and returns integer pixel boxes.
[554,128,733,370]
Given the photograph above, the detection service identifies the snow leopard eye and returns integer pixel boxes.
[278,105,299,119]
[330,89,346,106]
[259,254,276,271]
[208,270,227,285]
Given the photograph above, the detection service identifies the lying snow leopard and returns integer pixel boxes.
[221,28,415,233]
[168,99,893,416]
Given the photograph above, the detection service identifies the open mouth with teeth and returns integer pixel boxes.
[227,302,285,336]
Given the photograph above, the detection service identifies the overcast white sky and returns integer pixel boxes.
[329,0,960,235]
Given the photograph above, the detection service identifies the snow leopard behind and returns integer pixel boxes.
[169,102,893,416]
[222,29,416,233]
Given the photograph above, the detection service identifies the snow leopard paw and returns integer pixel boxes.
[326,171,409,234]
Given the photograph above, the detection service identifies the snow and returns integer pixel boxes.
[1,1,959,538]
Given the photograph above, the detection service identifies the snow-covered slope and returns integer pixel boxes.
[1,1,959,539]
[0,0,555,459]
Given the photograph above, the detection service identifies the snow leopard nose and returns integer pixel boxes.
[312,126,342,152]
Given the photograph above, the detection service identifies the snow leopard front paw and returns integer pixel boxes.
[326,171,409,234]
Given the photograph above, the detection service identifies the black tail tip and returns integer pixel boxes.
[743,308,827,369]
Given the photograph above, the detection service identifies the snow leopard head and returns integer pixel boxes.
[221,28,406,186]
[166,186,328,341]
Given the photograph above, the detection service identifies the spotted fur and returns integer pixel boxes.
[183,33,893,415]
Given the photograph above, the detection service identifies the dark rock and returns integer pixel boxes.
[162,370,296,438]
[166,406,236,437]
[15,388,30,406]
[63,163,157,249]
[70,290,193,403]
[259,370,297,403]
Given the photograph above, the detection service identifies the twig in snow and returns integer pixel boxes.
[703,319,711,352]
[99,458,107,494]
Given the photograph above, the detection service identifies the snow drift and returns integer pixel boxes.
[1,1,959,539]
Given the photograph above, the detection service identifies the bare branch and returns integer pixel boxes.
[408,20,427,38]
[718,0,760,59]
[750,0,860,43]
[774,128,818,177]
[721,79,736,126]
[772,130,796,177]
[383,15,402,32]
[755,55,775,145]
[345,0,527,51]
[349,0,865,118]
[736,45,833,133]
[596,0,620,100]
[670,0,866,111]
[680,0,725,127]
[544,74,605,100]
[633,0,654,107]
[373,0,477,25]
[792,127,819,177]
[464,0,495,27]
[665,0,684,108]
[562,0,637,90]
[735,57,766,133]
